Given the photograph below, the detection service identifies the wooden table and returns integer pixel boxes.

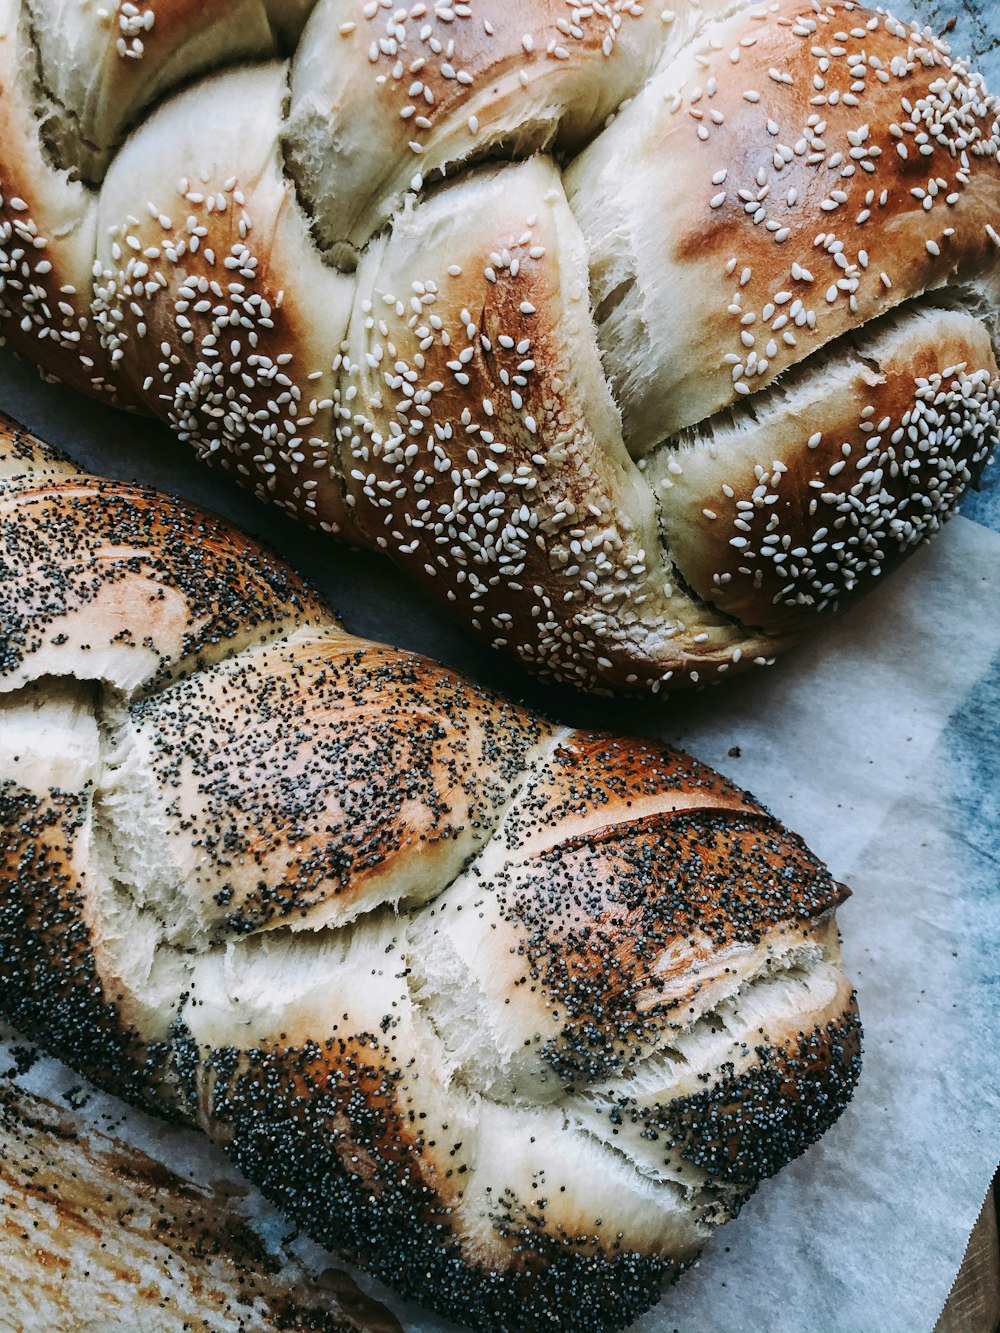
[935,1180,1000,1333]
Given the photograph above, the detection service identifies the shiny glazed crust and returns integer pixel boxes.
[0,0,997,691]
[0,416,862,1332]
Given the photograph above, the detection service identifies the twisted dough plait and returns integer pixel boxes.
[0,415,860,1331]
[0,0,997,692]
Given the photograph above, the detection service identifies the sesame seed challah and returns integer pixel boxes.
[0,0,997,693]
[0,415,861,1332]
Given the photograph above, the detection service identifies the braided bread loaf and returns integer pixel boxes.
[0,415,860,1330]
[0,0,997,692]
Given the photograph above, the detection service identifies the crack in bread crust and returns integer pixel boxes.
[645,296,998,630]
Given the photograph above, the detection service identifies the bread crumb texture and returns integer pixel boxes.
[0,1080,401,1333]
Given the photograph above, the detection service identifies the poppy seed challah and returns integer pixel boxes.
[0,0,996,692]
[0,416,861,1331]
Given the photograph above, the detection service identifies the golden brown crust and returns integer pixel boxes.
[1,0,996,693]
[570,0,1000,446]
[0,413,80,483]
[0,0,115,399]
[343,157,776,690]
[412,736,852,1096]
[654,306,998,630]
[500,729,763,858]
[91,61,363,539]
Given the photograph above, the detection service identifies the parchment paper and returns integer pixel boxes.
[1,4,997,1330]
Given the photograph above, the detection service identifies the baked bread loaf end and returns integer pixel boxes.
[0,416,861,1330]
[0,1079,400,1333]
